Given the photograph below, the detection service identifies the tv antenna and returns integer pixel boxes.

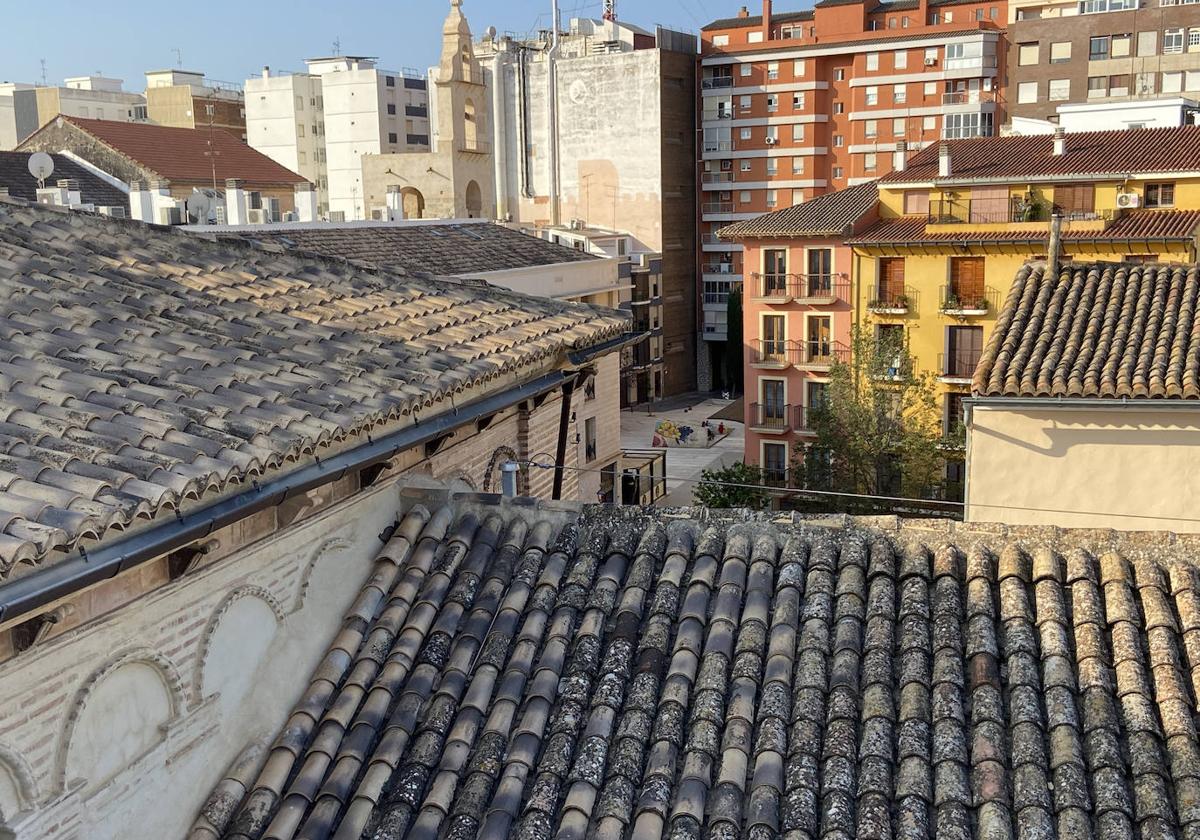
[603,0,616,21]
[172,48,183,68]
[332,36,342,55]
[28,152,54,188]
[39,59,47,86]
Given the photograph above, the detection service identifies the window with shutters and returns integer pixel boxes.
[903,190,929,215]
[948,257,986,309]
[1054,184,1096,219]
[877,258,907,307]
[1050,41,1072,62]
[945,326,983,378]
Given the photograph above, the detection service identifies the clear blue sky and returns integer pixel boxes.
[1,0,746,88]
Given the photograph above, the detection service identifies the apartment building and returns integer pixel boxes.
[720,182,878,482]
[143,70,245,138]
[0,83,35,150]
[245,68,330,214]
[478,17,699,399]
[30,75,145,130]
[699,0,1005,385]
[846,125,1200,488]
[305,57,431,220]
[1008,0,1200,125]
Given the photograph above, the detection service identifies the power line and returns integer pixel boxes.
[514,458,1200,525]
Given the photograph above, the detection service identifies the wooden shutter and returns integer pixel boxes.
[950,257,985,299]
[1055,184,1095,217]
[880,258,905,298]
[970,187,1009,223]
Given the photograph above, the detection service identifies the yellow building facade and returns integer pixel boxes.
[842,127,1200,489]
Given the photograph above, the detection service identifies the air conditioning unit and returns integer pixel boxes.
[246,208,268,224]
[282,211,297,222]
[370,208,385,221]
[765,136,778,145]
[98,206,126,218]
[924,56,938,66]
[215,205,227,225]
[157,206,183,226]
[1116,192,1141,208]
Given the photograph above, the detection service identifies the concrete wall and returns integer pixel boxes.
[470,255,621,305]
[245,73,329,212]
[0,369,615,838]
[966,404,1200,531]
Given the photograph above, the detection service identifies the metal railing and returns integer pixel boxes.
[703,140,735,153]
[407,134,430,146]
[752,339,793,365]
[705,109,735,120]
[751,272,848,302]
[460,139,491,154]
[702,76,735,89]
[939,285,996,313]
[941,89,996,105]
[939,349,982,379]
[702,172,736,184]
[763,467,791,488]
[701,233,726,245]
[750,402,791,431]
[929,197,1025,225]
[794,340,849,367]
[702,201,735,214]
[702,262,739,274]
[405,104,428,118]
[867,288,914,311]
[793,405,814,432]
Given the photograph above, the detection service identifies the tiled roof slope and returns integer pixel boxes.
[0,200,626,579]
[224,222,597,278]
[849,209,1200,246]
[702,10,813,30]
[0,151,127,207]
[719,182,877,239]
[57,116,305,187]
[883,125,1200,183]
[975,261,1200,399]
[196,498,1200,840]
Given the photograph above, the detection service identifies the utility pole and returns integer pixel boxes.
[203,104,219,191]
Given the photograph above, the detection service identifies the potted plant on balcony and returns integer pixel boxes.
[895,293,910,309]
[1016,193,1042,222]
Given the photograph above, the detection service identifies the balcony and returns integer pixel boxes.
[627,340,662,370]
[941,90,996,106]
[633,274,662,304]
[866,288,914,315]
[405,104,428,118]
[705,109,735,121]
[929,197,1026,225]
[871,351,917,381]
[751,273,849,304]
[751,339,793,369]
[943,54,999,71]
[938,349,982,384]
[459,139,491,154]
[794,340,849,370]
[702,76,735,90]
[702,201,735,215]
[703,140,735,153]
[407,134,430,146]
[792,405,815,434]
[750,402,792,434]
[703,261,739,275]
[702,172,736,185]
[939,285,997,316]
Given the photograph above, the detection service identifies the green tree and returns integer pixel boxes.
[693,461,771,510]
[724,286,744,394]
[799,323,946,501]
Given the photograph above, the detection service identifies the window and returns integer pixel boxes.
[903,190,929,215]
[834,134,845,147]
[766,158,779,175]
[1188,68,1200,88]
[833,166,844,179]
[768,62,780,79]
[944,11,953,21]
[923,115,936,131]
[895,50,908,69]
[762,254,787,295]
[762,442,788,486]
[740,190,752,203]
[749,31,765,43]
[975,8,985,19]
[1080,0,1135,10]
[385,75,396,87]
[1164,71,1184,92]
[760,380,787,426]
[865,119,878,138]
[943,112,993,138]
[864,152,878,172]
[794,59,806,76]
[1090,35,1110,60]
[297,123,305,137]
[1050,41,1072,62]
[1138,30,1158,55]
[388,132,398,143]
[1165,28,1185,53]
[296,95,305,111]
[766,126,779,143]
[1146,182,1176,207]
[792,123,805,141]
[584,418,597,462]
[1191,27,1200,48]
[924,81,937,96]
[1049,79,1071,100]
[834,101,845,114]
[945,394,966,437]
[792,189,806,205]
[1055,184,1096,218]
[945,326,983,378]
[793,157,805,174]
[835,68,846,81]
[1112,33,1132,57]
[1018,42,1040,65]
[741,159,753,172]
[903,15,910,25]
[387,103,396,115]
[867,52,880,70]
[793,91,806,109]
[866,85,879,105]
[741,63,752,76]
[767,94,779,112]
[893,118,905,137]
[1087,76,1107,97]
[1109,74,1130,96]
[1017,81,1039,103]
[740,127,753,140]
[766,189,778,208]
[712,34,730,46]
[893,83,907,103]
[740,95,752,110]
[925,47,938,63]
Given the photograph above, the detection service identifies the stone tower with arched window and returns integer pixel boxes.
[359,0,495,219]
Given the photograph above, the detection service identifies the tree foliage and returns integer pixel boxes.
[693,460,771,510]
[724,287,744,394]
[799,324,946,500]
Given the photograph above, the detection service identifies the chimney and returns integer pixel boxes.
[762,0,772,37]
[225,178,247,225]
[938,142,952,178]
[385,185,404,221]
[1053,126,1066,156]
[293,182,318,223]
[1048,212,1063,278]
[737,6,750,18]
[129,179,154,222]
[262,66,270,79]
[893,140,908,173]
[57,178,82,206]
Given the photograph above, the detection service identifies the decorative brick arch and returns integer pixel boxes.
[192,586,286,698]
[293,536,353,612]
[482,446,525,494]
[55,647,185,793]
[0,743,37,821]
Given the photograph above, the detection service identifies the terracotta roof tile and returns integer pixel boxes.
[195,500,1200,840]
[54,116,304,188]
[974,260,1200,399]
[849,210,1200,246]
[223,222,597,277]
[884,125,1200,184]
[0,199,627,580]
[719,182,878,239]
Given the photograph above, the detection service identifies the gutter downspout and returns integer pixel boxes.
[0,339,629,627]
[552,377,577,500]
[963,395,1200,411]
[518,48,533,199]
[548,0,562,226]
[492,46,509,219]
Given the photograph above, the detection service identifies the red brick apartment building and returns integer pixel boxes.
[697,0,1008,379]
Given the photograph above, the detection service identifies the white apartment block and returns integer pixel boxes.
[304,57,431,221]
[32,76,145,130]
[245,69,330,214]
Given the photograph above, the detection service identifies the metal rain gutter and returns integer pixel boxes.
[964,395,1200,412]
[0,368,577,626]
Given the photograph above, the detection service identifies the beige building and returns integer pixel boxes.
[967,259,1200,531]
[32,75,145,130]
[0,194,629,838]
[143,70,246,139]
[359,0,491,221]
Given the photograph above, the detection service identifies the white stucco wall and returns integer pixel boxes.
[471,255,623,304]
[967,404,1200,531]
[244,73,327,208]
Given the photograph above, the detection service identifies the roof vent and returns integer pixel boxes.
[938,142,951,178]
[1053,126,1066,156]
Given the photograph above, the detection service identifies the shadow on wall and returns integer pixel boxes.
[972,412,1200,458]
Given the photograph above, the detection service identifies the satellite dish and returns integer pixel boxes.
[185,188,217,224]
[27,152,54,187]
[484,25,497,41]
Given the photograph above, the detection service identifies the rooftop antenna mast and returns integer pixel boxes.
[603,0,616,21]
[172,48,183,68]
[39,59,47,87]
[332,36,341,55]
